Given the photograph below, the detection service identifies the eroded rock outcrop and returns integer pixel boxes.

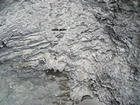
[0,0,139,105]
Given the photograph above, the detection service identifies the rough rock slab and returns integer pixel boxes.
[0,0,140,105]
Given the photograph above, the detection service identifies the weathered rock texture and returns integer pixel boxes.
[0,0,140,105]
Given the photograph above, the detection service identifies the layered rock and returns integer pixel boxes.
[0,0,139,105]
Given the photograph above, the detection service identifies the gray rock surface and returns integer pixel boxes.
[0,0,140,105]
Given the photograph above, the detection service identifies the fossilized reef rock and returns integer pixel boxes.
[0,0,140,105]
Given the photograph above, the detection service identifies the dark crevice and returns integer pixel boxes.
[44,69,69,79]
